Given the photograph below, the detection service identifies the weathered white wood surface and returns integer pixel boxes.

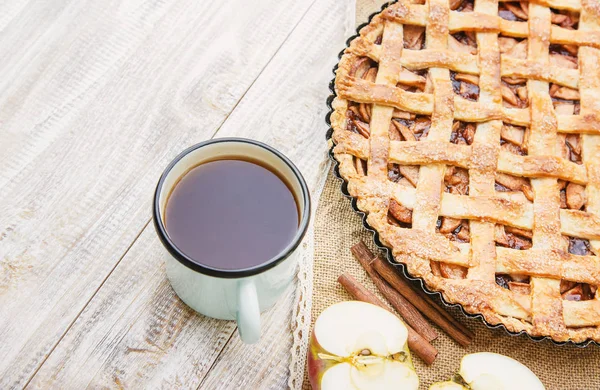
[0,0,349,388]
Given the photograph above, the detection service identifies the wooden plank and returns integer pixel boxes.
[26,0,349,387]
[198,286,297,389]
[0,0,313,387]
[28,228,236,389]
[199,0,352,386]
[210,0,355,190]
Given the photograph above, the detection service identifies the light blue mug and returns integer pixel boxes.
[153,138,310,344]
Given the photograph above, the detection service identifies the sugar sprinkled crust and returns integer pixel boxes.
[332,0,600,343]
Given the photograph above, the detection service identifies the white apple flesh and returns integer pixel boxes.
[429,352,545,390]
[430,382,465,390]
[307,301,418,390]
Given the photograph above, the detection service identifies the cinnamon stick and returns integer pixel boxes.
[411,274,475,339]
[372,255,474,347]
[351,243,438,343]
[338,273,438,365]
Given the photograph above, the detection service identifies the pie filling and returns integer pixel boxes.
[346,6,591,286]
[560,238,598,301]
[336,0,599,338]
[499,2,580,31]
[453,0,474,13]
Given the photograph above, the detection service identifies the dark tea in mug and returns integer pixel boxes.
[164,158,299,270]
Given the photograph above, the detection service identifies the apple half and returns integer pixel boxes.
[307,301,418,390]
[430,352,545,390]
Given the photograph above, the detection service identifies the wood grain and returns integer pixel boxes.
[28,229,234,389]
[0,0,314,387]
[198,286,297,389]
[27,0,350,386]
[197,0,352,385]
[1,0,353,388]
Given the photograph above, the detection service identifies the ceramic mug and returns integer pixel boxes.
[153,138,310,344]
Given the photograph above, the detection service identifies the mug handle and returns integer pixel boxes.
[236,279,260,344]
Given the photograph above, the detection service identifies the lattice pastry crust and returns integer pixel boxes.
[331,0,600,343]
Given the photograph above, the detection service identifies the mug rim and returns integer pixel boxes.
[153,137,311,279]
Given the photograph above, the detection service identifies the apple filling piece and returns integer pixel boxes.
[439,164,470,244]
[431,253,468,280]
[495,173,533,202]
[434,157,471,278]
[498,2,528,22]
[551,7,580,29]
[548,14,581,107]
[388,199,413,228]
[450,31,477,54]
[451,71,479,102]
[495,225,533,250]
[388,163,419,188]
[550,42,578,60]
[445,122,473,196]
[391,115,431,141]
[347,105,370,139]
[445,166,469,195]
[554,103,583,165]
[453,0,474,13]
[561,132,583,165]
[565,134,583,164]
[550,83,580,107]
[501,78,529,108]
[436,216,470,243]
[448,30,478,102]
[403,25,425,50]
[558,180,587,210]
[561,281,596,301]
[498,37,530,109]
[560,237,597,301]
[451,121,476,146]
[499,37,526,59]
[345,58,377,139]
[549,7,581,62]
[496,274,531,295]
[431,123,474,279]
[550,46,578,69]
[501,123,528,156]
[495,225,533,292]
[387,115,431,185]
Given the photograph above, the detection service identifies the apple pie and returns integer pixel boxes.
[331,0,600,343]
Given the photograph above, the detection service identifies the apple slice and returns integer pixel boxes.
[430,382,465,390]
[307,301,418,390]
[430,352,545,390]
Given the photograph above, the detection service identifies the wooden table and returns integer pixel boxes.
[0,1,351,387]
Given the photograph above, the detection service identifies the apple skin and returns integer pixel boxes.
[308,331,364,390]
[307,332,331,390]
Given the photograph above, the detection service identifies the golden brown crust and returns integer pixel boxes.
[332,0,600,343]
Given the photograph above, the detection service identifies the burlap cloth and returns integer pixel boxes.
[302,169,600,389]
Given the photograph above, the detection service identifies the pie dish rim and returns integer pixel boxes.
[325,0,598,347]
